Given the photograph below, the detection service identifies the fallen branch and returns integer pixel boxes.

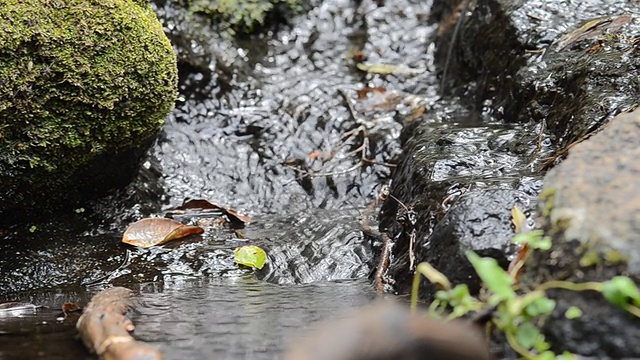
[375,233,393,293]
[76,287,162,360]
[361,186,394,294]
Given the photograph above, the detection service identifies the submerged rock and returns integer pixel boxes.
[523,108,640,358]
[252,209,373,284]
[0,0,178,223]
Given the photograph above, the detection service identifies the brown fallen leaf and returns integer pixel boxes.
[122,218,204,248]
[357,87,387,99]
[172,199,251,225]
[62,302,81,316]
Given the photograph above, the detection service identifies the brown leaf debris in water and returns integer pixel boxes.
[122,218,204,248]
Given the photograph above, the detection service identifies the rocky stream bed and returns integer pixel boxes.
[0,0,639,359]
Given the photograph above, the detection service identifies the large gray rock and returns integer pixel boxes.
[524,108,640,358]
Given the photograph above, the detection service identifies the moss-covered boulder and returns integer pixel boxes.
[0,0,178,223]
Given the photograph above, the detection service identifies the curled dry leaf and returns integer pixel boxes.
[122,218,204,248]
[171,198,251,225]
[356,62,426,76]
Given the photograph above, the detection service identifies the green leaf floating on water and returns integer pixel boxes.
[234,245,267,269]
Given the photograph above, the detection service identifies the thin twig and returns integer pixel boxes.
[375,234,392,293]
[441,0,472,93]
[361,189,394,294]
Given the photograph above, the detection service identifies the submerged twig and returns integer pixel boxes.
[361,186,395,294]
[284,89,396,178]
[375,234,393,293]
[83,250,132,287]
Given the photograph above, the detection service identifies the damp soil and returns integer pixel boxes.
[0,0,548,358]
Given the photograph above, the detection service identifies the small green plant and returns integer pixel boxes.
[411,231,640,360]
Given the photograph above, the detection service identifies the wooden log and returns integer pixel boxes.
[76,287,162,360]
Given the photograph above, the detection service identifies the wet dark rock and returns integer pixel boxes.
[383,185,531,298]
[425,1,640,356]
[384,0,638,295]
[405,189,525,298]
[436,0,639,150]
[377,101,541,296]
[522,108,640,358]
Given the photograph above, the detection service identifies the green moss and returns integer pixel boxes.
[189,0,304,32]
[539,188,556,218]
[579,245,630,268]
[579,249,602,267]
[604,249,629,266]
[0,0,178,217]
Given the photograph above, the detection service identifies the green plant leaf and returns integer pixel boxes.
[515,322,543,350]
[448,284,480,317]
[511,206,527,234]
[234,245,267,269]
[449,284,471,304]
[555,351,578,360]
[534,351,555,360]
[523,296,556,318]
[602,276,640,307]
[565,306,582,319]
[415,262,451,290]
[466,251,515,302]
[513,230,552,250]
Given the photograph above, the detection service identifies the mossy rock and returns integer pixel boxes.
[0,0,178,222]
